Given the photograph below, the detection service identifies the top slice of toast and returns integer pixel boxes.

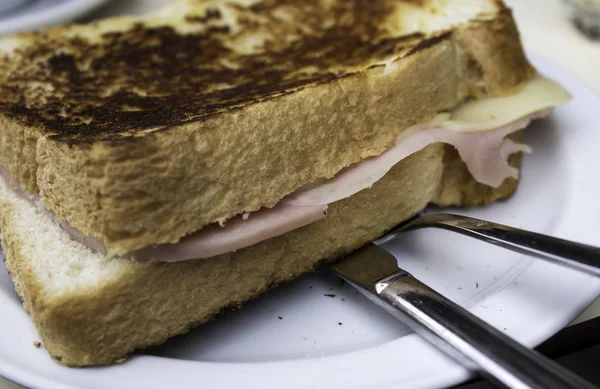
[0,0,500,143]
[0,0,534,254]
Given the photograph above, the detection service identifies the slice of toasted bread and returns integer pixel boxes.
[0,0,533,255]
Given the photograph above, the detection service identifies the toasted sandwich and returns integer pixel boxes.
[0,0,570,366]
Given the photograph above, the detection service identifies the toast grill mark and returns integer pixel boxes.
[0,0,442,143]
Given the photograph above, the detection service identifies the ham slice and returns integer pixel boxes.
[285,110,546,207]
[122,109,548,262]
[131,203,328,261]
[1,75,570,261]
[10,109,546,262]
[0,108,547,262]
[2,104,559,263]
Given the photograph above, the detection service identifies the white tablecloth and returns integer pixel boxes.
[1,1,599,388]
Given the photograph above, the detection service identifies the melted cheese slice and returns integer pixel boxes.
[442,76,572,132]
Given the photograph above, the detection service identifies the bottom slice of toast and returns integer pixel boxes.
[0,139,521,367]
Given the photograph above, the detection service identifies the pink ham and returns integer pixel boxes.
[2,109,548,262]
[130,203,328,261]
[125,109,548,261]
[285,109,548,207]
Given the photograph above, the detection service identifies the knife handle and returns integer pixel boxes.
[392,213,600,277]
[374,272,599,389]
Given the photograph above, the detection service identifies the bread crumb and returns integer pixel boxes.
[242,213,250,220]
[33,341,41,348]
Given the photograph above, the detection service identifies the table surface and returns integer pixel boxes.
[1,0,599,388]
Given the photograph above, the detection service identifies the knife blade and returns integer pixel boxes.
[331,243,598,389]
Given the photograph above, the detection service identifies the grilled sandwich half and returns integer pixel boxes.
[0,0,570,366]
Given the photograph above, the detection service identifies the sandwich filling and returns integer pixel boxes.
[3,76,571,262]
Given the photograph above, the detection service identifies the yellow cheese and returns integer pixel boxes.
[443,76,572,132]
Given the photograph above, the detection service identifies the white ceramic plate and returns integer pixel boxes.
[0,0,111,36]
[1,54,600,389]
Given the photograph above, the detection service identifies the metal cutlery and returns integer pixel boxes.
[331,213,600,388]
[332,243,599,389]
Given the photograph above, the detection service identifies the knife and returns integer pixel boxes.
[331,243,599,389]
